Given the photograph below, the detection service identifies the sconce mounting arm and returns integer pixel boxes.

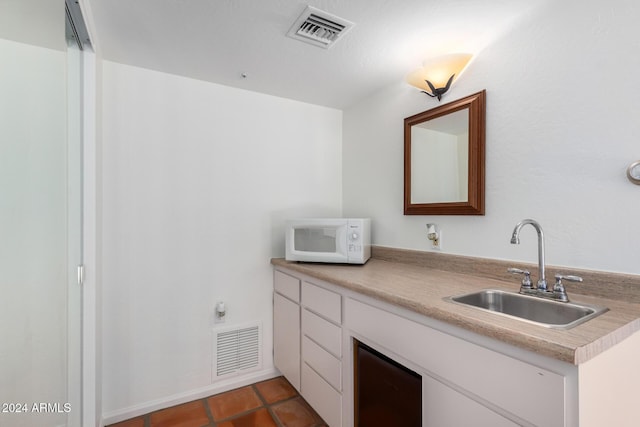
[422,74,455,101]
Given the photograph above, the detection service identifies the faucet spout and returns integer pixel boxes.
[510,219,547,291]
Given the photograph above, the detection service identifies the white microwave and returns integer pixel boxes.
[285,218,371,264]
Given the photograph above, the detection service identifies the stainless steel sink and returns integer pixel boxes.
[447,289,608,329]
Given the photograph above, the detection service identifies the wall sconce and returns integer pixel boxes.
[406,53,473,101]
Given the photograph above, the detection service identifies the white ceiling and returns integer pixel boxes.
[85,0,546,109]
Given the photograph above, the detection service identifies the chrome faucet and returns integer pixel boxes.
[509,219,584,302]
[510,219,548,292]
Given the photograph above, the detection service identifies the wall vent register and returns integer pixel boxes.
[213,322,262,379]
[286,5,355,49]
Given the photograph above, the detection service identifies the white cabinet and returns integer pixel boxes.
[301,308,341,358]
[273,271,300,390]
[300,281,343,427]
[345,297,568,427]
[274,267,573,427]
[273,269,343,426]
[302,336,341,390]
[274,269,300,302]
[273,293,300,390]
[302,280,342,324]
[423,376,519,427]
[301,363,342,427]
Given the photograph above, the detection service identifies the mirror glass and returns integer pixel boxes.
[404,90,485,215]
[411,109,469,203]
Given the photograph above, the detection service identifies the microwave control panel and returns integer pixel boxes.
[348,224,362,253]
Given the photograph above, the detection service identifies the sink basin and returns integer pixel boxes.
[447,289,608,329]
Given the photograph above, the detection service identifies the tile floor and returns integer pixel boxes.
[107,376,328,427]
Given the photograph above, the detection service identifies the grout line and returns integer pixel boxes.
[251,381,299,427]
[201,397,216,427]
[251,383,268,406]
[211,385,269,424]
[266,404,284,427]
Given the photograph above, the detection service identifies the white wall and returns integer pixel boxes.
[0,0,65,51]
[101,61,342,416]
[0,38,68,427]
[343,0,640,275]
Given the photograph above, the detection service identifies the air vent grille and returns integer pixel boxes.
[213,322,262,379]
[287,6,354,49]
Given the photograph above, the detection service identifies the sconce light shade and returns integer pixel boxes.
[406,53,473,100]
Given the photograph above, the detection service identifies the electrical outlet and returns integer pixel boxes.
[426,223,441,250]
[214,301,226,324]
[431,230,442,250]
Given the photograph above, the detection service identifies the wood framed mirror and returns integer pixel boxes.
[404,90,486,215]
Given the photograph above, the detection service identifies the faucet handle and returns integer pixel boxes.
[553,274,583,302]
[508,267,534,293]
[555,274,583,284]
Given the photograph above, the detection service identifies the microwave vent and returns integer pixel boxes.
[286,6,354,49]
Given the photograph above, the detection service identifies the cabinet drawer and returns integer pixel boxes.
[302,336,341,391]
[274,270,300,302]
[423,375,519,427]
[302,308,341,358]
[301,281,341,324]
[302,363,342,427]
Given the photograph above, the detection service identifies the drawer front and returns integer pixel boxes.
[423,375,520,427]
[302,363,342,427]
[274,270,300,302]
[301,281,341,324]
[302,308,342,358]
[302,336,341,391]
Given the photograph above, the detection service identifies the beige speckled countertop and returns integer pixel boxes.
[271,247,640,365]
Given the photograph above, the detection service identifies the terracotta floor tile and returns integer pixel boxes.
[217,408,278,427]
[108,416,145,427]
[271,397,325,427]
[110,377,316,427]
[149,400,210,427]
[207,385,263,420]
[254,377,297,404]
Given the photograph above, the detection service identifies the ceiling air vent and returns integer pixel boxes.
[286,6,354,49]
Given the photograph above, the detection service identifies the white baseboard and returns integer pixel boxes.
[102,367,280,426]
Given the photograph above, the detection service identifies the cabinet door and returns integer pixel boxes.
[274,293,300,391]
[424,375,519,427]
